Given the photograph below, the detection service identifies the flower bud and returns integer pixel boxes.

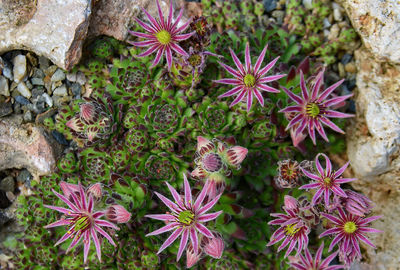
[87,183,102,200]
[203,236,224,259]
[106,205,131,223]
[284,195,299,211]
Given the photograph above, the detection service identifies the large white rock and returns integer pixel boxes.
[337,0,400,64]
[0,0,91,70]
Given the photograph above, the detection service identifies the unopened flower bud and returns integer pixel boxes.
[284,195,299,211]
[203,236,224,259]
[106,205,131,223]
[87,183,102,200]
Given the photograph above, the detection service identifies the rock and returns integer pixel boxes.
[53,85,67,96]
[14,96,30,106]
[38,56,50,70]
[302,0,312,10]
[71,83,82,99]
[76,71,86,85]
[23,110,32,122]
[327,24,340,41]
[332,2,343,21]
[16,82,31,99]
[50,69,66,82]
[87,0,177,41]
[0,0,91,70]
[271,11,285,25]
[345,62,357,73]
[341,53,352,65]
[31,78,44,86]
[66,72,77,82]
[0,176,14,192]
[1,60,13,81]
[0,76,10,97]
[0,115,61,180]
[12,55,27,83]
[42,93,53,108]
[346,48,400,268]
[337,0,400,64]
[16,169,32,185]
[0,102,12,118]
[263,0,277,12]
[323,18,331,29]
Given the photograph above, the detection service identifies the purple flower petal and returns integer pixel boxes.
[254,44,268,73]
[195,223,213,238]
[146,222,179,236]
[198,211,223,222]
[157,228,183,254]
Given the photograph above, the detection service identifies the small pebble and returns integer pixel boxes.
[15,95,30,105]
[71,83,82,99]
[302,0,313,9]
[32,67,45,79]
[341,54,352,65]
[25,80,33,90]
[66,72,77,82]
[0,176,15,192]
[52,95,71,107]
[51,69,66,82]
[0,102,13,117]
[17,82,32,99]
[0,76,10,97]
[332,3,343,21]
[44,65,57,77]
[323,18,331,29]
[52,130,69,145]
[53,85,67,96]
[38,56,50,70]
[16,169,32,184]
[345,62,357,73]
[2,65,13,81]
[263,0,277,12]
[328,24,340,40]
[31,77,44,86]
[338,63,345,78]
[42,93,53,107]
[347,78,356,90]
[13,55,27,83]
[76,72,86,85]
[31,87,45,99]
[23,110,32,122]
[271,10,285,25]
[13,102,21,114]
[51,81,63,91]
[33,99,46,114]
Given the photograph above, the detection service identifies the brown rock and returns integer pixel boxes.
[0,0,91,70]
[87,0,187,41]
[0,115,62,180]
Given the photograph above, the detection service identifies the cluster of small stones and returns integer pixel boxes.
[0,51,87,123]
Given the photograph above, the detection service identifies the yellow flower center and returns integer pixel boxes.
[306,103,320,118]
[73,216,91,232]
[285,223,300,236]
[178,210,195,226]
[155,30,171,45]
[323,177,332,185]
[244,74,256,87]
[343,221,357,234]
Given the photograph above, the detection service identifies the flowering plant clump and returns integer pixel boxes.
[145,174,222,265]
[10,1,383,269]
[268,153,382,268]
[44,182,130,263]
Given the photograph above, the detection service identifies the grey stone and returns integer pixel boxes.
[53,85,67,96]
[12,55,27,83]
[263,0,277,12]
[31,77,44,86]
[50,69,66,82]
[16,169,32,184]
[71,83,82,99]
[32,67,45,79]
[332,2,343,21]
[42,93,53,107]
[23,110,33,122]
[38,56,50,70]
[16,82,31,99]
[66,72,77,82]
[14,96,30,105]
[76,71,86,85]
[0,76,10,97]
[271,10,285,25]
[0,102,13,118]
[0,176,15,192]
[302,0,313,9]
